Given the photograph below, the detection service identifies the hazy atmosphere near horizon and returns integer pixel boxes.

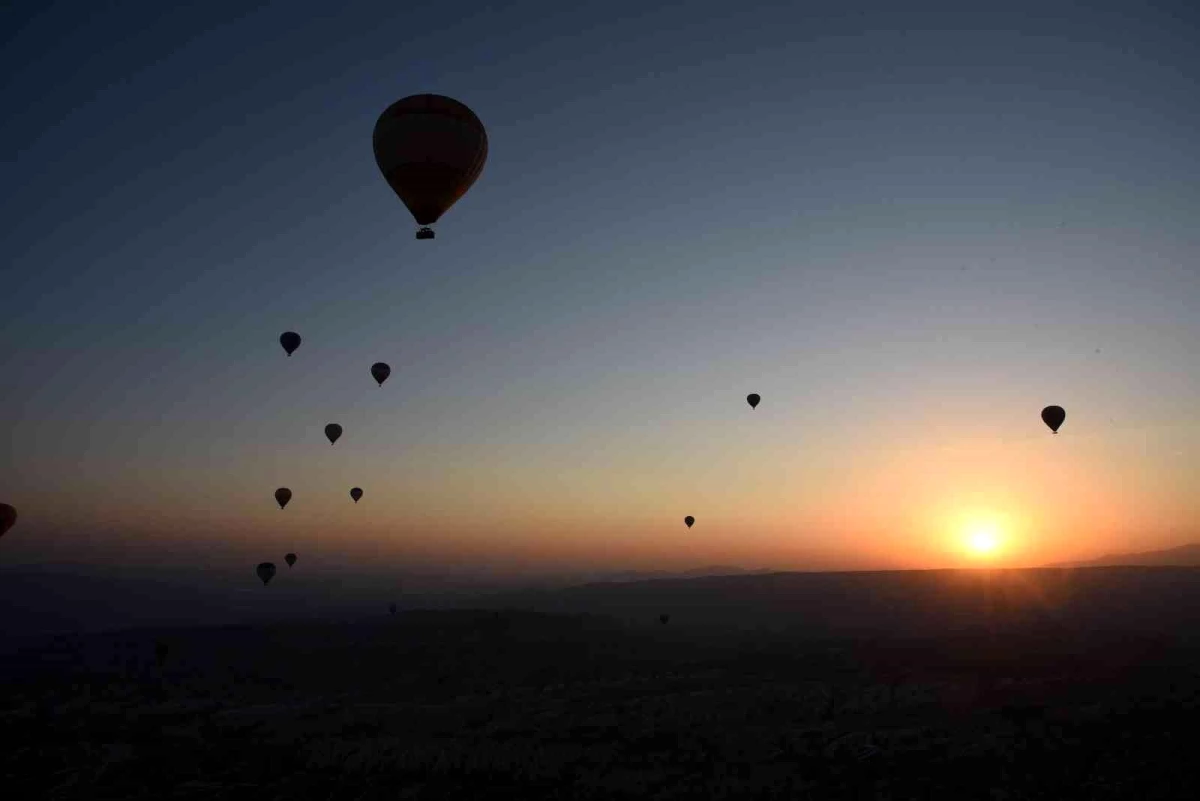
[2,0,1198,586]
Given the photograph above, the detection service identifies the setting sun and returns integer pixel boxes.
[965,523,1002,557]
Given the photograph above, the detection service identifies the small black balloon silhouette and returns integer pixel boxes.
[350,487,363,503]
[280,332,301,356]
[370,362,391,387]
[274,488,292,509]
[659,614,670,625]
[0,503,16,538]
[285,553,297,568]
[389,602,397,616]
[325,424,343,445]
[1041,405,1066,434]
[684,516,694,528]
[746,393,760,409]
[256,562,277,586]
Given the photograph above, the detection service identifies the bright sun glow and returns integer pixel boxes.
[965,523,1002,556]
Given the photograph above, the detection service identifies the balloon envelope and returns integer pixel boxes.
[659,614,670,625]
[279,331,301,356]
[370,362,391,387]
[274,488,292,509]
[389,603,397,616]
[350,487,363,503]
[684,516,695,528]
[372,94,488,236]
[256,562,277,586]
[746,393,760,409]
[325,424,343,445]
[0,504,15,538]
[1041,405,1066,433]
[285,553,297,568]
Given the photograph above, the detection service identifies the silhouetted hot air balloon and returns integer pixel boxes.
[154,640,168,669]
[389,602,397,616]
[285,553,297,568]
[275,488,292,509]
[372,94,488,240]
[659,614,670,625]
[370,362,391,387]
[0,504,15,538]
[280,331,301,357]
[325,424,343,445]
[256,562,276,586]
[1041,405,1066,434]
[746,393,760,410]
[350,487,363,503]
[684,516,695,529]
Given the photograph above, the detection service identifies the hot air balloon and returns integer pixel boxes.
[372,94,488,240]
[746,393,760,410]
[154,640,169,669]
[0,504,15,538]
[256,562,276,586]
[370,362,391,387]
[325,424,343,445]
[280,331,301,356]
[275,488,292,509]
[389,602,397,616]
[285,553,297,568]
[350,487,363,503]
[684,516,695,529]
[1041,405,1066,434]
[659,614,670,625]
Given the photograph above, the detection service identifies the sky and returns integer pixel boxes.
[2,0,1198,583]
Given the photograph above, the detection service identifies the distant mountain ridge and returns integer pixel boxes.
[1045,543,1200,568]
[560,565,772,585]
[478,565,1200,641]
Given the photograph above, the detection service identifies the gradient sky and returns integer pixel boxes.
[2,0,1198,579]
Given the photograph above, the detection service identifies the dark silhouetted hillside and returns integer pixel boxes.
[4,599,1200,800]
[470,565,1200,640]
[1045,542,1200,568]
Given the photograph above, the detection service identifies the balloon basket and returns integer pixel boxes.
[416,227,435,240]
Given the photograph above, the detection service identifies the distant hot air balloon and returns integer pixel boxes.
[684,516,695,529]
[0,504,15,538]
[350,487,363,503]
[325,424,343,445]
[372,94,488,240]
[256,562,277,586]
[370,362,391,387]
[285,553,297,568]
[389,602,397,616]
[746,393,760,410]
[280,331,301,356]
[659,614,670,625]
[1041,405,1066,434]
[154,640,169,668]
[275,488,292,509]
